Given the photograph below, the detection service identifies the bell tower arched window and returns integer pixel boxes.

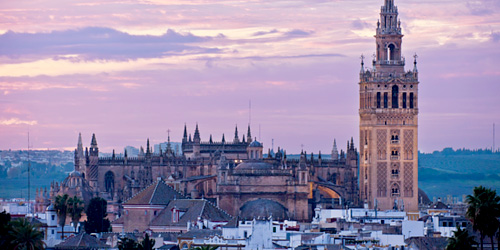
[392,85,399,108]
[409,93,414,108]
[376,92,381,108]
[105,171,115,195]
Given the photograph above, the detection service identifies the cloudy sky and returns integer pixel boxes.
[0,0,499,153]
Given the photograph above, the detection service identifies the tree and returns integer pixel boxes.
[446,226,477,250]
[118,237,139,250]
[466,186,500,250]
[67,196,84,233]
[0,211,13,249]
[54,194,69,239]
[192,246,218,250]
[9,218,45,250]
[139,233,155,250]
[84,197,110,234]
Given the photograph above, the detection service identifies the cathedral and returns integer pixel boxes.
[358,0,419,212]
[38,124,359,222]
[36,0,420,221]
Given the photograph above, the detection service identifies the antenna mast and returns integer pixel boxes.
[494,123,496,152]
[249,100,251,126]
[27,131,31,216]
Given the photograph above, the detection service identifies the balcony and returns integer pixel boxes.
[390,155,399,160]
[391,140,399,144]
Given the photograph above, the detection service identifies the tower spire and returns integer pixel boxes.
[194,123,200,142]
[91,133,97,147]
[247,125,252,143]
[234,125,239,143]
[183,124,188,142]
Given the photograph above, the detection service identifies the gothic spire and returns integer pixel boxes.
[350,137,355,150]
[78,133,83,148]
[77,133,84,158]
[247,125,252,143]
[91,133,97,147]
[194,123,200,142]
[183,124,188,141]
[222,134,225,143]
[209,134,213,143]
[234,125,239,143]
[331,139,338,160]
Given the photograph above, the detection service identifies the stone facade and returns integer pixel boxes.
[359,0,419,211]
[58,123,359,222]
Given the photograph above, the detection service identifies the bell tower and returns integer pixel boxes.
[359,0,419,212]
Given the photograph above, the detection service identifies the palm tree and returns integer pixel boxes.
[466,186,500,250]
[54,194,69,239]
[118,237,138,250]
[192,246,218,250]
[446,226,477,250]
[67,196,84,234]
[139,233,155,250]
[9,218,45,250]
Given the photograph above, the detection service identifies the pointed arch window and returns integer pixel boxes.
[402,93,407,108]
[392,85,399,108]
[383,93,388,108]
[376,92,381,108]
[409,93,414,108]
[391,183,400,197]
[105,171,115,195]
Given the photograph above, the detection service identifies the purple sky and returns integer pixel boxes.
[0,0,499,154]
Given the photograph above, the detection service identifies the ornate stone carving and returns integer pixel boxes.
[377,129,387,160]
[404,162,413,197]
[377,162,387,197]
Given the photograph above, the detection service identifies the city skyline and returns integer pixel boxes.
[1,0,499,153]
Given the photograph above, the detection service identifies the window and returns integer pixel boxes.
[376,92,381,108]
[51,215,55,220]
[391,184,400,197]
[384,93,388,108]
[391,150,399,160]
[392,85,399,108]
[402,93,407,108]
[273,227,276,233]
[391,169,399,178]
[244,231,248,238]
[410,93,414,108]
[105,171,115,195]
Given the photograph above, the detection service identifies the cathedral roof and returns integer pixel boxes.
[150,199,232,227]
[55,232,110,249]
[239,199,288,220]
[123,180,184,206]
[248,140,262,147]
[235,161,273,170]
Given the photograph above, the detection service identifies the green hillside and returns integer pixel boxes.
[418,148,500,200]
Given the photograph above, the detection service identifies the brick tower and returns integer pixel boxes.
[359,0,419,212]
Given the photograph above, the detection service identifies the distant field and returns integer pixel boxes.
[418,150,500,200]
[0,174,66,200]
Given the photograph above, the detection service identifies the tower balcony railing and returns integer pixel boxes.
[377,59,405,66]
[390,155,399,160]
[391,140,400,144]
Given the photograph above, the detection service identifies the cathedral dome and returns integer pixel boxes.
[68,170,82,177]
[235,161,273,170]
[248,140,262,148]
[239,199,288,220]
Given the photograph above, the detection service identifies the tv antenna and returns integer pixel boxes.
[27,131,31,216]
[248,100,252,126]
